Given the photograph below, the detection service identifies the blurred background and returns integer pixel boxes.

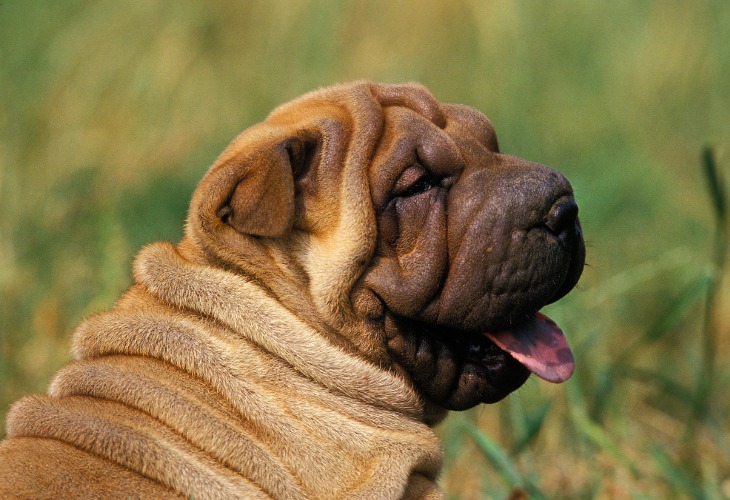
[1,1,728,497]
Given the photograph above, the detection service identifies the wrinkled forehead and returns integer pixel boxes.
[440,103,500,153]
[259,83,501,203]
[265,81,444,125]
[370,96,500,173]
[263,81,498,150]
[375,100,500,155]
[370,104,464,183]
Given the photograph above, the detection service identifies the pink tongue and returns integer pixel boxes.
[484,312,574,383]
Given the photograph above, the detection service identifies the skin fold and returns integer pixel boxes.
[0,81,584,498]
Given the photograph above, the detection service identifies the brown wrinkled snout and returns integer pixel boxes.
[425,157,584,332]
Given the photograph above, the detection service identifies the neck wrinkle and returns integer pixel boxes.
[133,241,428,421]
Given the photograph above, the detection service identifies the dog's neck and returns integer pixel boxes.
[178,235,371,361]
[132,241,428,418]
[41,241,445,497]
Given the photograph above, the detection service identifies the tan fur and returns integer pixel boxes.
[2,242,443,498]
[0,82,456,498]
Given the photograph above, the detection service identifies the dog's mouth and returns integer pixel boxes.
[484,312,574,383]
[385,310,574,411]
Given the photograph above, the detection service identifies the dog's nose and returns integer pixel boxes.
[545,198,579,238]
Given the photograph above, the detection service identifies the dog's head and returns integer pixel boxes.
[186,82,585,412]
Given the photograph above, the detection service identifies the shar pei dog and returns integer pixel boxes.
[0,81,585,499]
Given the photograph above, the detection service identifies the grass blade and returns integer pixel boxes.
[688,146,728,439]
[462,421,523,487]
[641,273,711,344]
[702,146,727,225]
[512,400,553,454]
[442,416,467,467]
[651,446,704,499]
[570,407,639,477]
[589,366,617,421]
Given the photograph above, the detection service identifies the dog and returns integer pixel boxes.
[0,81,584,498]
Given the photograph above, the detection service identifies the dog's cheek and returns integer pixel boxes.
[363,190,449,320]
[394,188,449,256]
[393,191,449,312]
[378,209,399,249]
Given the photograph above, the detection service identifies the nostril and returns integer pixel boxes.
[545,198,578,236]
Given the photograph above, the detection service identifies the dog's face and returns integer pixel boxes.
[360,102,584,410]
[187,82,585,413]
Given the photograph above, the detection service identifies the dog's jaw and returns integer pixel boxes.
[383,312,532,410]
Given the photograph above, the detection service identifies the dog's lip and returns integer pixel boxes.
[484,312,574,383]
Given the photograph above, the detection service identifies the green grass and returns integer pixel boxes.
[1,1,729,497]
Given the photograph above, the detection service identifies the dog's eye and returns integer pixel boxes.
[400,175,433,197]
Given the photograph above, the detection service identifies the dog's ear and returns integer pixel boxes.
[215,136,315,238]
